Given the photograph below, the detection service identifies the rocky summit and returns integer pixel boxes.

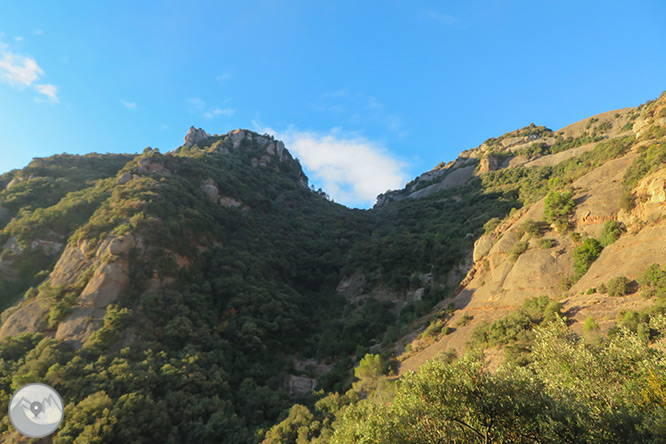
[1,91,666,443]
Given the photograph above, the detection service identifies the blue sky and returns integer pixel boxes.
[1,1,665,208]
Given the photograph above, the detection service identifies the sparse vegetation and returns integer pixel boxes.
[483,217,501,234]
[606,276,633,296]
[510,240,528,261]
[543,190,575,232]
[537,238,556,249]
[572,237,603,281]
[599,220,624,246]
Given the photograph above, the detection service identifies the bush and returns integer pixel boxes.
[537,238,556,249]
[572,238,603,281]
[519,219,549,238]
[638,264,666,298]
[483,217,501,234]
[582,316,602,347]
[600,220,624,246]
[510,241,528,262]
[455,314,473,328]
[619,189,636,211]
[606,276,632,296]
[543,190,575,232]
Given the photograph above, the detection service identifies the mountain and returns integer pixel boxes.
[0,92,665,442]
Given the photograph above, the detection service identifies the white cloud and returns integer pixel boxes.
[188,97,235,119]
[0,41,59,103]
[187,97,205,111]
[312,89,406,135]
[204,107,235,119]
[367,96,383,110]
[216,72,231,84]
[14,36,23,42]
[34,29,44,36]
[421,9,458,25]
[121,99,137,109]
[0,52,43,87]
[35,84,58,103]
[255,123,408,208]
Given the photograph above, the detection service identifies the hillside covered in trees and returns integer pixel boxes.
[0,92,666,442]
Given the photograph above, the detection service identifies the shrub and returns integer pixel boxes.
[543,190,575,232]
[510,241,528,262]
[483,217,501,234]
[537,238,556,249]
[582,316,603,347]
[600,220,624,246]
[520,219,549,238]
[572,237,603,281]
[586,288,596,295]
[455,314,473,328]
[638,264,666,298]
[619,189,636,211]
[606,276,632,296]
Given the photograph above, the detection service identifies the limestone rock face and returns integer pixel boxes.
[116,172,132,185]
[136,158,167,174]
[220,197,242,208]
[184,126,211,147]
[0,300,49,338]
[620,169,666,225]
[228,129,246,149]
[286,374,316,395]
[0,233,136,346]
[6,175,34,190]
[53,236,135,347]
[473,235,495,262]
[478,155,501,174]
[201,179,220,200]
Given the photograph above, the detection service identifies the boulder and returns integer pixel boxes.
[200,179,220,200]
[183,126,210,147]
[220,197,242,208]
[116,172,132,185]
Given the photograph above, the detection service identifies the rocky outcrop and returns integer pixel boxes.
[0,233,136,347]
[116,172,132,185]
[5,175,34,190]
[201,179,220,200]
[619,168,666,225]
[473,235,495,262]
[286,374,316,395]
[54,235,135,347]
[220,197,242,208]
[375,163,476,207]
[478,155,501,174]
[0,300,49,338]
[228,129,247,149]
[136,158,167,174]
[184,126,211,147]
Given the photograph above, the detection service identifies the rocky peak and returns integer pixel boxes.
[184,126,211,147]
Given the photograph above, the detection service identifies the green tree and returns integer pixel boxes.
[572,237,603,281]
[600,220,624,247]
[543,190,575,232]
